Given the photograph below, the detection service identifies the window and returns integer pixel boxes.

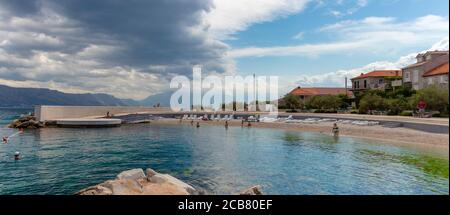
[363,80,367,88]
[412,70,419,82]
[354,81,359,89]
[428,77,433,85]
[441,75,448,83]
[378,79,383,84]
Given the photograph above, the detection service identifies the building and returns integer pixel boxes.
[402,51,449,90]
[288,87,353,103]
[350,70,402,93]
[422,62,449,89]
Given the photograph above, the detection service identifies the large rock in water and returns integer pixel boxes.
[8,115,43,129]
[116,168,146,180]
[76,167,264,195]
[76,168,198,195]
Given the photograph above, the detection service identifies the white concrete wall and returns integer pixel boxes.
[35,106,170,121]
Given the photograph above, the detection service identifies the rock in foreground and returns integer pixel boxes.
[76,168,264,195]
[239,185,263,195]
[76,168,199,195]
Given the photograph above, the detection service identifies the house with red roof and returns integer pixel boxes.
[422,62,449,88]
[288,86,353,103]
[402,51,449,90]
[350,70,402,93]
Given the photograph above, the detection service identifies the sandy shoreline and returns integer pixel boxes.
[148,118,449,156]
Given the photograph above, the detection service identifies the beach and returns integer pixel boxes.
[150,118,450,153]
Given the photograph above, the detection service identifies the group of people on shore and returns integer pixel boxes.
[178,114,340,137]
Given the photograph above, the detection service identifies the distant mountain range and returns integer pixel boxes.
[0,84,170,107]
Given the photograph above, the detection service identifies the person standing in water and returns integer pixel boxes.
[191,120,194,126]
[225,121,229,129]
[196,122,200,128]
[332,123,339,137]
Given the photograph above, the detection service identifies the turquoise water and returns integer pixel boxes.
[0,108,448,195]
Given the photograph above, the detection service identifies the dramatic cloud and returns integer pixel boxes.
[229,15,449,58]
[0,0,231,99]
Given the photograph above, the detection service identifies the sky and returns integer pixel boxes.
[0,0,448,99]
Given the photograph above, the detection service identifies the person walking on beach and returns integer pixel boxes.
[241,119,244,127]
[332,123,339,137]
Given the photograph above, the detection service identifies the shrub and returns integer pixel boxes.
[283,94,301,111]
[409,85,449,114]
[358,94,386,114]
[399,110,413,116]
[306,95,343,111]
[386,98,411,115]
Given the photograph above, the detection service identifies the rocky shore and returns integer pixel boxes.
[8,115,43,129]
[76,168,263,195]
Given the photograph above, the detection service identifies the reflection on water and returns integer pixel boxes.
[0,109,448,195]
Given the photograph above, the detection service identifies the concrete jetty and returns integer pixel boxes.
[55,118,122,128]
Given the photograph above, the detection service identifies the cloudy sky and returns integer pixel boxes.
[0,0,448,99]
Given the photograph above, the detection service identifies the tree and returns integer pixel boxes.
[409,85,449,114]
[358,93,386,114]
[283,94,301,110]
[386,97,410,115]
[306,95,343,111]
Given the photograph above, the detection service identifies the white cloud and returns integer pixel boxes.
[292,32,305,40]
[292,36,449,88]
[205,0,310,39]
[229,15,449,58]
[329,0,369,17]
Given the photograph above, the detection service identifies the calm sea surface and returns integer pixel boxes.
[0,108,448,194]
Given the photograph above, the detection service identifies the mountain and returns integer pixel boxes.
[0,85,137,107]
[139,91,173,107]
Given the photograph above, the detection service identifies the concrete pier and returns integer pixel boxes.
[35,105,170,121]
[55,118,122,128]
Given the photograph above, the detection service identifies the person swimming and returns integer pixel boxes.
[2,136,8,144]
[14,151,20,160]
[332,123,339,137]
